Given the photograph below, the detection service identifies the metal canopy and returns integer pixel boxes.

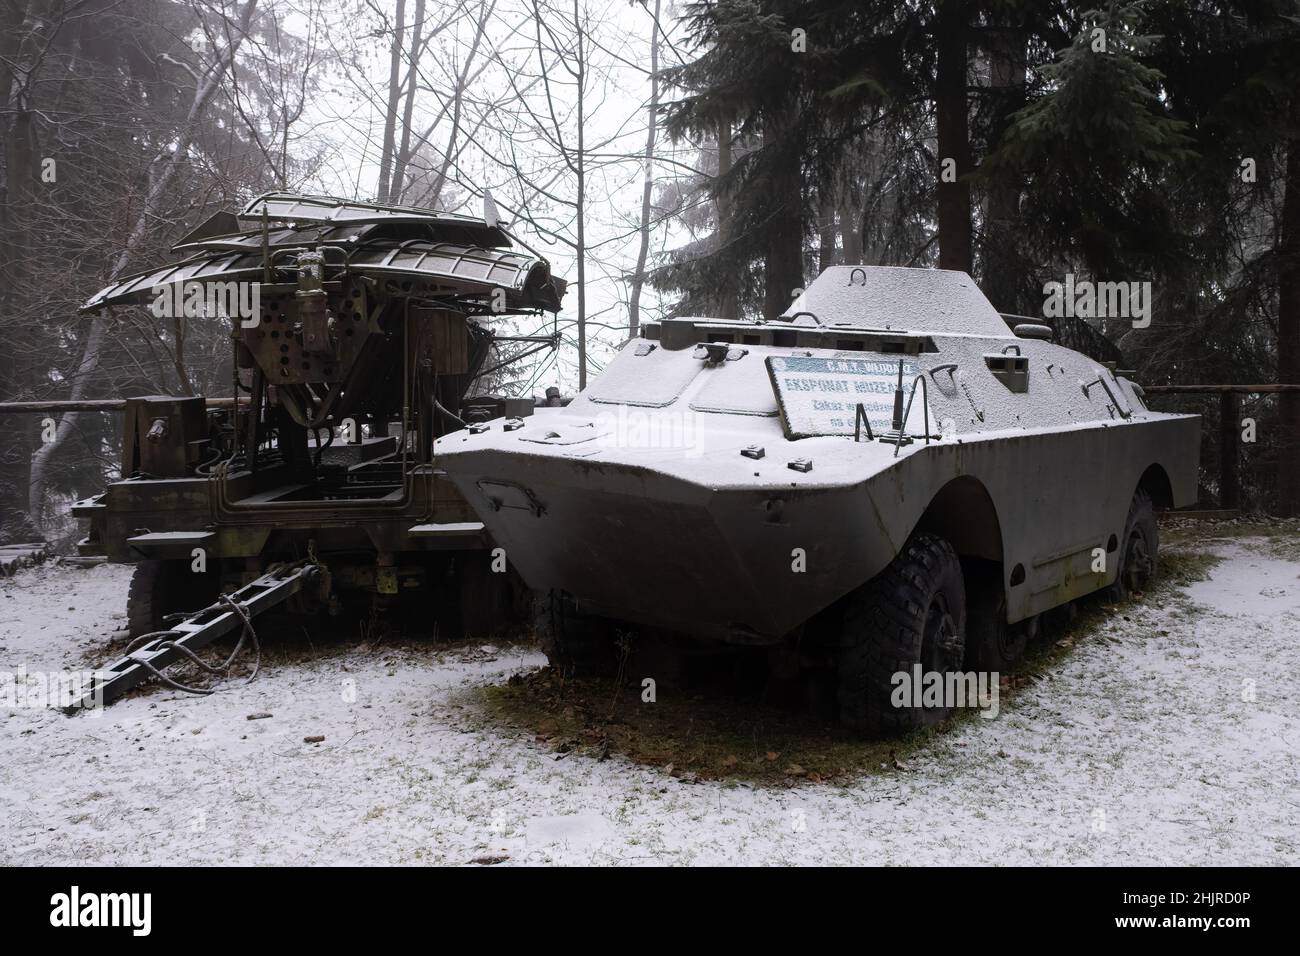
[172,209,242,248]
[84,192,562,312]
[238,192,511,248]
[82,242,563,312]
[171,222,373,253]
[83,252,264,309]
[347,241,542,291]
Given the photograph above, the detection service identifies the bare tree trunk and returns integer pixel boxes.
[762,104,803,321]
[716,113,738,320]
[389,0,426,203]
[173,315,194,395]
[575,0,587,389]
[375,0,407,203]
[818,199,837,273]
[935,0,972,274]
[980,23,1026,313]
[627,0,660,338]
[1278,127,1300,516]
[841,188,863,265]
[27,0,259,526]
[0,0,52,539]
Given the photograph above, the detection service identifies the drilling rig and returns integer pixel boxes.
[70,193,566,706]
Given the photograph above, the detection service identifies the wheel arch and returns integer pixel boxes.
[1136,463,1174,511]
[914,475,1004,564]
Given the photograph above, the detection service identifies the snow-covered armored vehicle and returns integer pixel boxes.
[433,266,1200,734]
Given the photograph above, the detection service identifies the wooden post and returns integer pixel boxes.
[1220,391,1240,509]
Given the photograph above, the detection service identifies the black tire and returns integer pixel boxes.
[534,590,619,676]
[1108,489,1158,602]
[127,559,220,639]
[838,533,966,736]
[965,576,1026,673]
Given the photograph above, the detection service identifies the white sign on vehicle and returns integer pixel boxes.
[767,355,933,439]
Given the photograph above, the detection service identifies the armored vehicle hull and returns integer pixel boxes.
[435,266,1200,732]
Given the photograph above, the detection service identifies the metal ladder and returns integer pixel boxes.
[65,562,320,713]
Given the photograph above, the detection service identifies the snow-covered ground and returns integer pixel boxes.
[1,536,1297,865]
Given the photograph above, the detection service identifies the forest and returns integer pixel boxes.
[2,0,1298,547]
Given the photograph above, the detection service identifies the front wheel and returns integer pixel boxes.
[534,590,620,676]
[126,559,220,639]
[965,580,1027,673]
[837,534,966,736]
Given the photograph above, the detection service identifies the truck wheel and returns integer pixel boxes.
[1108,489,1157,602]
[838,533,966,736]
[535,590,618,676]
[446,553,519,639]
[127,560,219,639]
[965,583,1026,673]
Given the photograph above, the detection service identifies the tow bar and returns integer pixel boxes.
[65,562,322,713]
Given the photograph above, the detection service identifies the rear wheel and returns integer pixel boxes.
[1108,489,1158,602]
[965,578,1027,673]
[838,534,966,736]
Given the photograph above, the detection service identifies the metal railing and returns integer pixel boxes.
[1143,384,1300,510]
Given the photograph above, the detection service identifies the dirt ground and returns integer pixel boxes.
[1,524,1297,865]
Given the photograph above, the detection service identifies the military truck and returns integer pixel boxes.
[433,266,1199,734]
[70,193,565,705]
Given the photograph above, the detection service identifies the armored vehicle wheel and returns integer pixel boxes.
[1108,489,1157,602]
[535,590,619,676]
[838,534,966,736]
[127,559,220,639]
[965,580,1027,673]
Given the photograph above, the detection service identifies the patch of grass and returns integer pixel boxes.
[1158,547,1224,587]
[475,671,941,786]
[1162,514,1300,561]
[1259,529,1300,562]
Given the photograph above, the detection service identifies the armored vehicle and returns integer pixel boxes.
[70,193,565,705]
[433,266,1199,734]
